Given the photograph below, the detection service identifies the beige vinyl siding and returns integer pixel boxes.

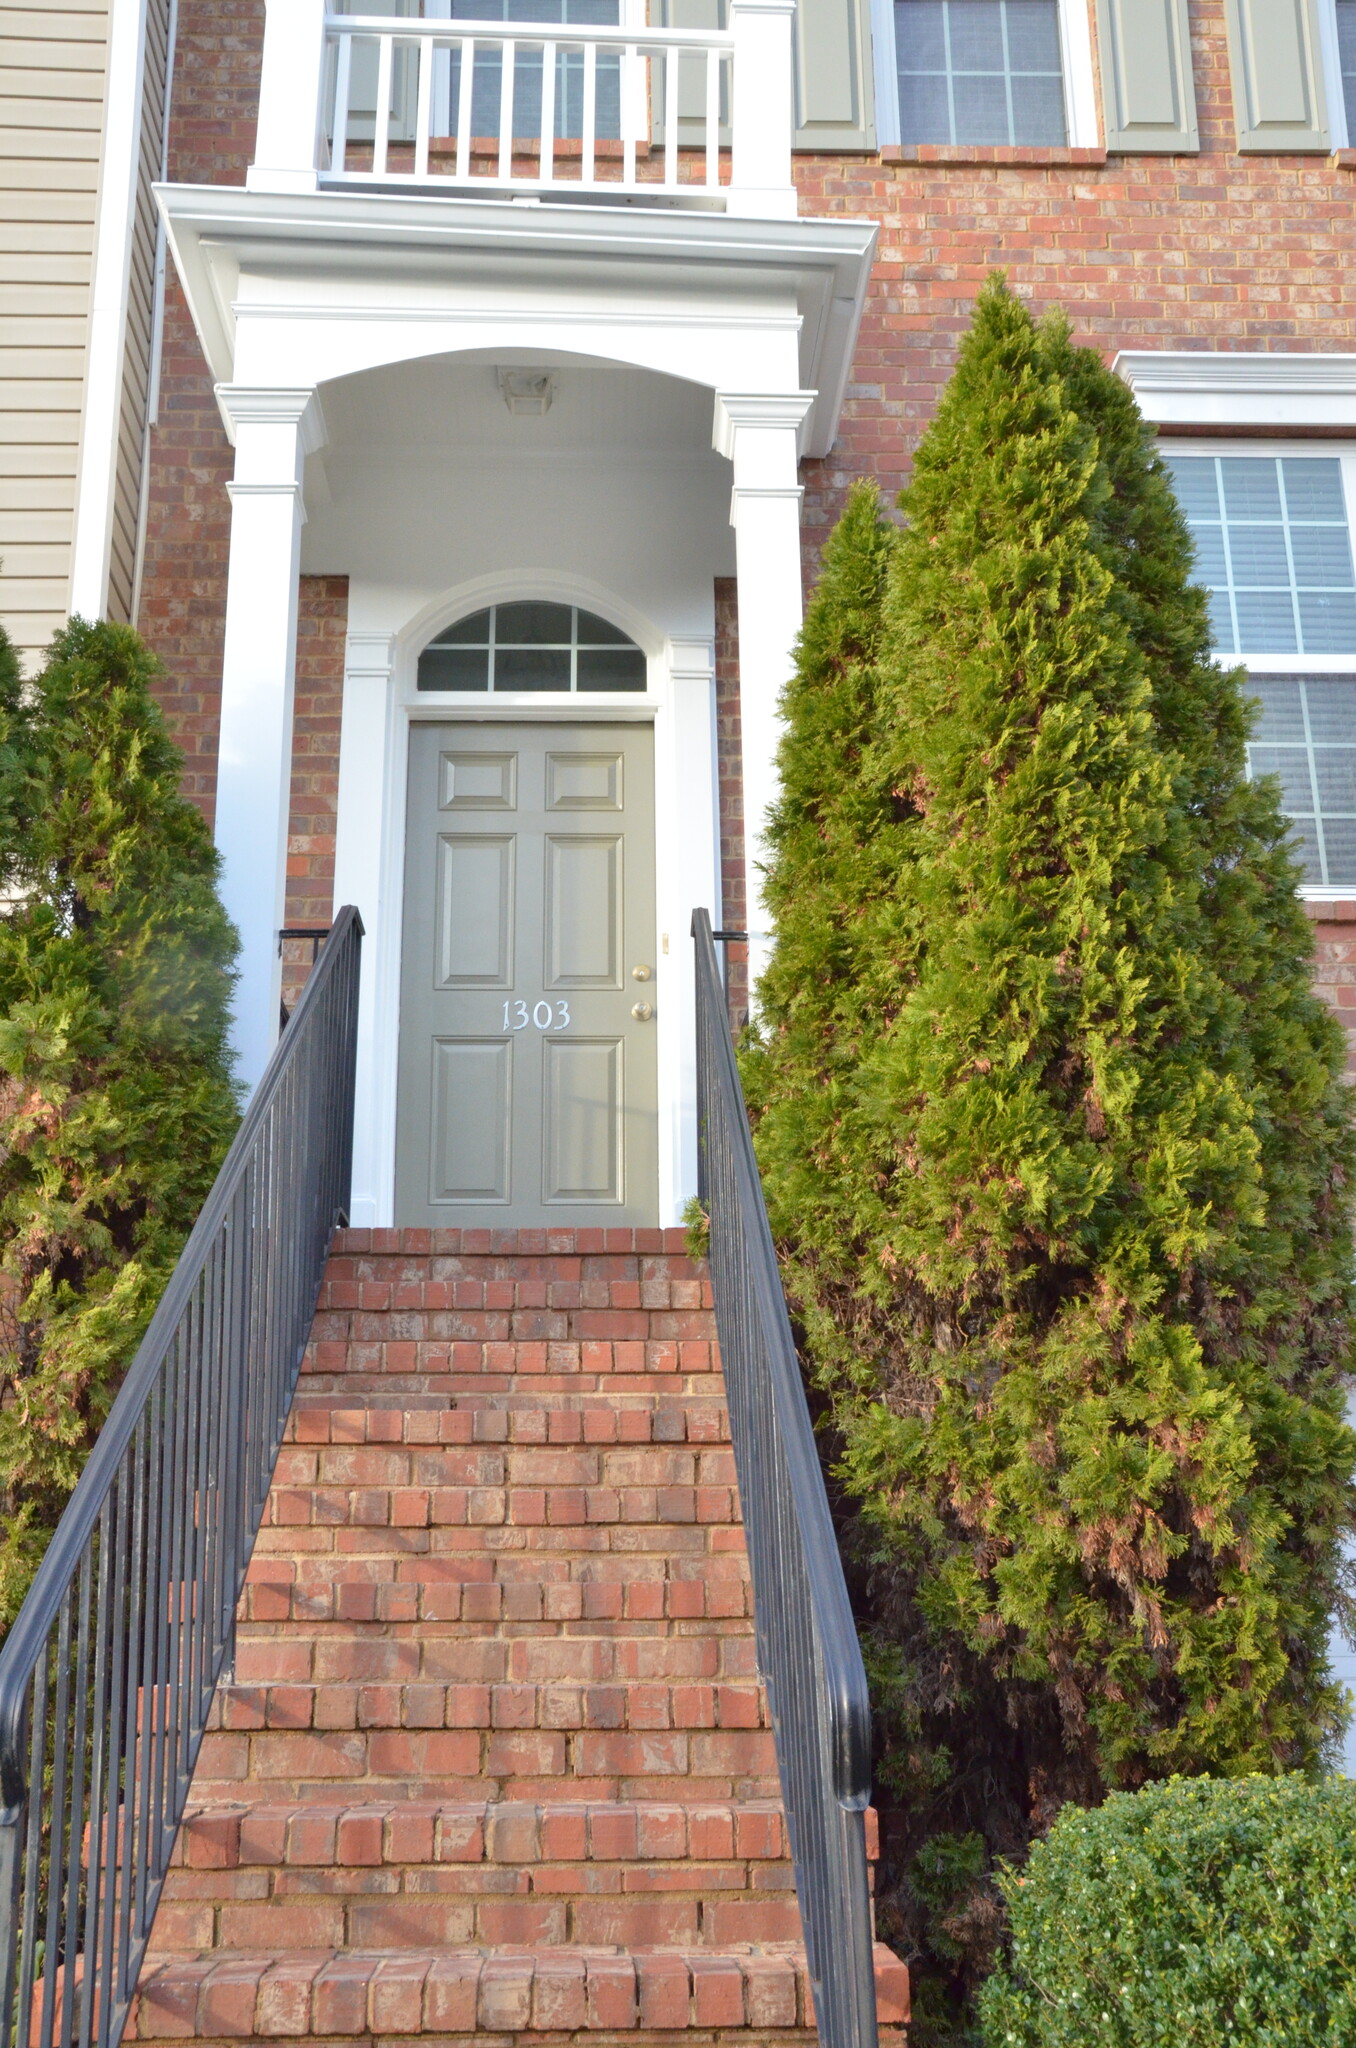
[109,0,168,621]
[0,0,111,671]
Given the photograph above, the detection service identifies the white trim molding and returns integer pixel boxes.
[1116,352,1356,429]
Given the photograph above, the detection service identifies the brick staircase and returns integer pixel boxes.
[130,1229,908,2045]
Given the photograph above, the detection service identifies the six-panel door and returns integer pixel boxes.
[396,722,659,1226]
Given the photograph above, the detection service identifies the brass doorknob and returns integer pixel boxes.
[631,1002,654,1022]
[632,964,652,981]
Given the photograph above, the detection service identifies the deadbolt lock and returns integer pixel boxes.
[631,1002,654,1023]
[631,964,652,981]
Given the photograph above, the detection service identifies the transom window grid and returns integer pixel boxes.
[1164,454,1356,659]
[1246,677,1356,889]
[893,0,1067,146]
[416,602,648,693]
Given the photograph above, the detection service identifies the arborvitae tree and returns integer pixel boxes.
[746,281,1356,2036]
[0,619,239,1631]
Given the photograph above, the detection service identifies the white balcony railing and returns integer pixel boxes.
[248,0,797,216]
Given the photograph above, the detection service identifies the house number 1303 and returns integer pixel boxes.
[503,999,570,1031]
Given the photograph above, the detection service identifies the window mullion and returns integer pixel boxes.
[1274,458,1306,657]
[1213,458,1243,658]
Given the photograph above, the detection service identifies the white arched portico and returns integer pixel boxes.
[158,180,876,1222]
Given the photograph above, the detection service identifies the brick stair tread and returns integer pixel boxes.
[129,1943,910,2037]
[238,1567,752,1627]
[208,1680,768,1736]
[284,1402,731,1444]
[171,1799,804,1869]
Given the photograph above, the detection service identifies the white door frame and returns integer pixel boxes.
[334,567,720,1228]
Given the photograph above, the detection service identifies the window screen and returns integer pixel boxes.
[1163,454,1356,657]
[894,0,1067,146]
[417,602,647,692]
[1247,677,1356,887]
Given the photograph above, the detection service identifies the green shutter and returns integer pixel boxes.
[1223,0,1332,149]
[792,0,876,150]
[1095,0,1198,150]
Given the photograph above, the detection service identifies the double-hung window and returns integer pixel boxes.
[893,0,1067,145]
[876,0,1098,150]
[1163,449,1356,892]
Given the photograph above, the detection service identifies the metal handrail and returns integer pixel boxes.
[0,907,363,2048]
[691,907,877,2048]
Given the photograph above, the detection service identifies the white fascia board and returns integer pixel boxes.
[1115,351,1356,428]
[70,0,150,618]
[155,184,878,458]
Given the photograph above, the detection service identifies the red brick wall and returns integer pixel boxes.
[1308,908,1356,1073]
[793,0,1356,566]
[714,577,749,1026]
[137,0,264,817]
[282,576,348,1008]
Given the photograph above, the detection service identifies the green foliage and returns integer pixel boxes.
[0,618,239,1632]
[979,1774,1356,2046]
[744,279,1356,2033]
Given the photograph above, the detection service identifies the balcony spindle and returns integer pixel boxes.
[415,35,433,177]
[498,36,516,179]
[372,31,393,174]
[582,39,597,185]
[540,37,556,182]
[456,33,474,180]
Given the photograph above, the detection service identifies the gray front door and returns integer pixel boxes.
[396,721,659,1226]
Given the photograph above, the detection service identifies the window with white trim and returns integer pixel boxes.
[1164,450,1356,889]
[871,0,1098,149]
[1336,0,1356,141]
[893,0,1066,145]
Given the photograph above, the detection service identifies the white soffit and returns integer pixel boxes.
[154,185,879,460]
[1115,351,1356,428]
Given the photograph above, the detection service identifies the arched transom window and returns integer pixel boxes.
[417,602,647,693]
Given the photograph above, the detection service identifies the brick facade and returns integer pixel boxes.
[136,0,1356,1056]
[713,578,749,1028]
[282,576,348,1010]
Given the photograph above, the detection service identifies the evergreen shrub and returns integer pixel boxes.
[978,1774,1356,2047]
[744,279,1356,2030]
[0,619,239,1632]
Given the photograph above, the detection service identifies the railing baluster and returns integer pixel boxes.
[663,41,679,186]
[582,39,596,185]
[498,36,515,180]
[540,36,555,184]
[415,32,433,177]
[373,32,393,175]
[0,912,363,2048]
[705,44,719,188]
[331,29,352,174]
[455,33,474,180]
[622,40,637,188]
[690,907,878,2048]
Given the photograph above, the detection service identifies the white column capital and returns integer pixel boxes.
[345,631,397,682]
[214,384,328,453]
[713,391,816,461]
[667,636,716,686]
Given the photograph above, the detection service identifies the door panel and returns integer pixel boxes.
[436,836,515,987]
[430,1039,512,1201]
[544,1038,623,1202]
[398,721,658,1226]
[545,836,620,987]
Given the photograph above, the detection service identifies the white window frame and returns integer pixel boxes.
[1319,0,1351,149]
[1159,435,1356,903]
[870,0,1100,148]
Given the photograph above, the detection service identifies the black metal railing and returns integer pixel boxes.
[692,907,877,2048]
[0,906,363,2048]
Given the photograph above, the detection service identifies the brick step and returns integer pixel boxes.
[296,1365,720,1403]
[284,1399,731,1445]
[129,1944,911,2040]
[229,1632,757,1687]
[239,1555,752,1627]
[207,1677,767,1742]
[152,1797,802,1956]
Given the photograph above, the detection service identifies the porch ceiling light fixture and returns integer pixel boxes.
[498,367,557,415]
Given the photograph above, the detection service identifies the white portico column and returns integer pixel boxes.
[213,385,326,1091]
[713,392,815,999]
